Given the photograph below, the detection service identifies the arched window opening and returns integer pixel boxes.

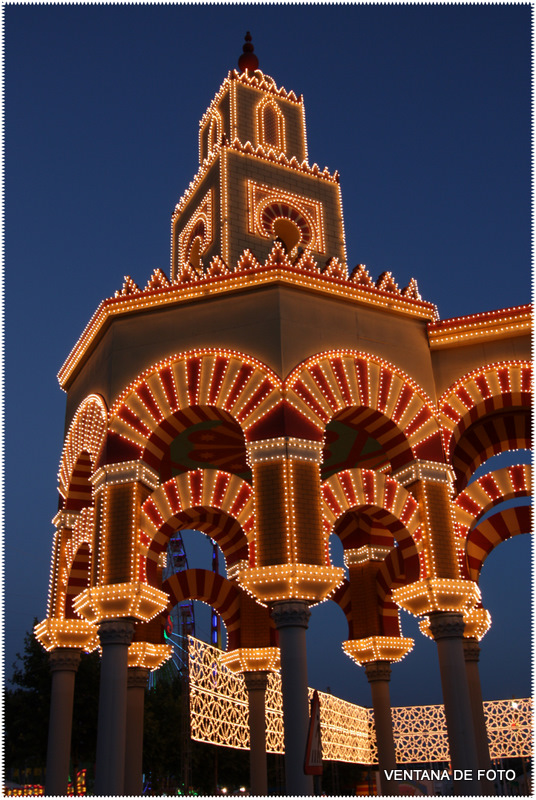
[451,406,530,493]
[188,235,203,269]
[257,99,285,153]
[328,532,347,578]
[160,529,228,659]
[208,114,221,154]
[273,217,301,254]
[307,595,355,695]
[263,104,278,147]
[190,599,228,651]
[477,536,530,699]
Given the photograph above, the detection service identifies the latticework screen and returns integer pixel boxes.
[188,637,531,764]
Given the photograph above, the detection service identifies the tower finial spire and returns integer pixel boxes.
[238,31,259,72]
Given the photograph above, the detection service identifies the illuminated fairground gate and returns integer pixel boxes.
[35,34,531,798]
[188,638,532,765]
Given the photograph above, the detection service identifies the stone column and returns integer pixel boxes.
[463,640,494,795]
[364,661,398,796]
[244,671,269,796]
[124,666,149,796]
[429,612,481,795]
[271,600,314,796]
[94,619,135,796]
[44,648,81,796]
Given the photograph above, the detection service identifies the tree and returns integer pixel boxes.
[4,622,51,772]
[4,621,100,782]
[6,624,261,793]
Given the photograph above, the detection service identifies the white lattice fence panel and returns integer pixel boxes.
[188,637,250,748]
[485,699,532,759]
[188,638,372,762]
[315,689,374,764]
[265,672,284,753]
[188,638,532,764]
[391,704,450,763]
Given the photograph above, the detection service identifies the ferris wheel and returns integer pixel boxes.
[147,532,195,688]
[148,531,222,687]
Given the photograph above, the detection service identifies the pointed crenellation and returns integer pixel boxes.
[322,257,348,280]
[198,69,303,134]
[114,255,431,320]
[349,263,375,287]
[293,248,319,274]
[227,139,337,181]
[236,248,262,273]
[206,255,231,278]
[376,271,400,294]
[231,68,301,103]
[115,275,140,297]
[175,262,202,284]
[401,277,422,301]
[264,240,292,270]
[144,268,170,292]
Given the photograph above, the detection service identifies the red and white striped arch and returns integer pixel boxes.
[163,569,242,650]
[64,544,91,619]
[322,468,422,541]
[108,349,283,469]
[455,465,532,537]
[59,394,108,510]
[322,468,422,611]
[330,579,354,637]
[63,507,95,618]
[439,361,532,491]
[285,351,443,469]
[140,469,254,583]
[454,465,532,582]
[465,505,531,583]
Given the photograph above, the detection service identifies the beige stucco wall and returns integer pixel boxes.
[63,283,435,430]
[430,332,531,398]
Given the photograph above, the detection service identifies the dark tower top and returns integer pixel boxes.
[238,32,259,72]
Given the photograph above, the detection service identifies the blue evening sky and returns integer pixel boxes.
[4,4,531,709]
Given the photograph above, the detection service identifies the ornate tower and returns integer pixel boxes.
[171,35,346,278]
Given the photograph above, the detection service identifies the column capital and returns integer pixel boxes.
[247,437,323,464]
[239,564,344,604]
[271,599,311,629]
[391,459,454,487]
[49,648,82,673]
[91,460,159,493]
[393,577,480,617]
[243,671,270,693]
[364,660,392,683]
[35,617,99,652]
[463,639,481,663]
[97,618,135,647]
[51,509,80,529]
[343,636,414,666]
[73,582,169,624]
[128,641,173,671]
[127,666,150,689]
[344,545,393,565]
[220,646,280,674]
[429,611,465,641]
